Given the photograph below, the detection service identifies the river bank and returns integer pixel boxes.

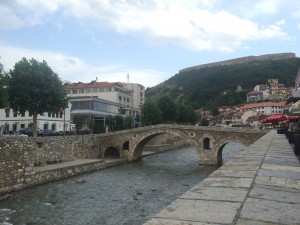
[0,143,244,225]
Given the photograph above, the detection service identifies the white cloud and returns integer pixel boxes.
[0,43,167,88]
[0,0,294,52]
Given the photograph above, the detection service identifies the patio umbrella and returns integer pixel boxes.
[263,113,286,123]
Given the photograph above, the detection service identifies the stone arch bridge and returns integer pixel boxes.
[98,124,267,165]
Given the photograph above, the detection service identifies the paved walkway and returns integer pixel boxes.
[144,130,300,225]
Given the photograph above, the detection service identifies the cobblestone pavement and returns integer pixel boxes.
[144,130,300,225]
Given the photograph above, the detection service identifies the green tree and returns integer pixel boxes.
[0,61,9,108]
[175,104,197,124]
[199,118,209,126]
[141,99,162,125]
[157,96,176,123]
[114,115,124,130]
[8,58,67,137]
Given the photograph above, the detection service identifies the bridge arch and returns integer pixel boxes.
[214,137,248,165]
[122,141,129,150]
[104,146,120,158]
[129,129,200,161]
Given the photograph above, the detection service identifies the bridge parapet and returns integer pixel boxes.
[98,124,267,165]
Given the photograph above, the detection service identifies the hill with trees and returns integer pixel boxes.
[146,56,300,113]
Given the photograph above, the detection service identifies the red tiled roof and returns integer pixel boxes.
[247,91,263,95]
[241,101,286,109]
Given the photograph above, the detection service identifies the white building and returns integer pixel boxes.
[240,102,286,116]
[0,106,71,132]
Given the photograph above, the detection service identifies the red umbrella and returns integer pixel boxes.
[263,113,287,123]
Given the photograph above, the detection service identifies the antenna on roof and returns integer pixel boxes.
[127,73,129,83]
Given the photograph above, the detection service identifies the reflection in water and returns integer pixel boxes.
[0,143,244,225]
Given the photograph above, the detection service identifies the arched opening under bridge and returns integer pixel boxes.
[216,142,246,165]
[104,147,120,158]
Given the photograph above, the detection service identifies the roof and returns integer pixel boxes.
[241,101,286,109]
[247,91,263,95]
[64,81,125,90]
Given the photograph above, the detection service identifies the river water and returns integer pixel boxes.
[0,143,244,225]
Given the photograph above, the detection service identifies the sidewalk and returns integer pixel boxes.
[144,130,300,225]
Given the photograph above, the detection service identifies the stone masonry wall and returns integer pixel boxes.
[0,135,99,196]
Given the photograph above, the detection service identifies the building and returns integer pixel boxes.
[63,81,145,129]
[123,83,145,109]
[0,106,71,132]
[0,80,145,133]
[240,102,286,116]
[246,91,264,102]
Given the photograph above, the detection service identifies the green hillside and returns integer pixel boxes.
[146,57,300,111]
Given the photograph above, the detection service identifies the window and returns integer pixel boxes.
[13,110,17,117]
[21,112,25,117]
[29,112,32,117]
[92,88,98,93]
[20,124,25,128]
[5,108,10,117]
[203,137,211,150]
[99,88,105,92]
[72,89,78,94]
[66,90,70,94]
[79,89,84,93]
[86,88,91,93]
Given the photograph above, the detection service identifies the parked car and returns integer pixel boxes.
[19,127,43,136]
[3,131,28,138]
[42,129,63,136]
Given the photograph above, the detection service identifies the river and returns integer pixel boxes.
[0,143,244,225]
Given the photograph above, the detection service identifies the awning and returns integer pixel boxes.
[260,113,286,123]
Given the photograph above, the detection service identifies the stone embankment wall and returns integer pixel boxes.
[0,135,99,196]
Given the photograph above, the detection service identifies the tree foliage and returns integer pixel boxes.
[8,58,67,137]
[141,99,162,125]
[142,96,197,125]
[175,104,197,124]
[146,58,300,110]
[157,96,176,123]
[0,61,9,108]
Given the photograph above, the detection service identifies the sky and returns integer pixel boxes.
[0,0,300,88]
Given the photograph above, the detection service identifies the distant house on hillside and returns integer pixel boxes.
[246,91,264,102]
[240,102,286,116]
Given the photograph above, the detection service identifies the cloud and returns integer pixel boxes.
[0,0,293,53]
[0,43,168,88]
